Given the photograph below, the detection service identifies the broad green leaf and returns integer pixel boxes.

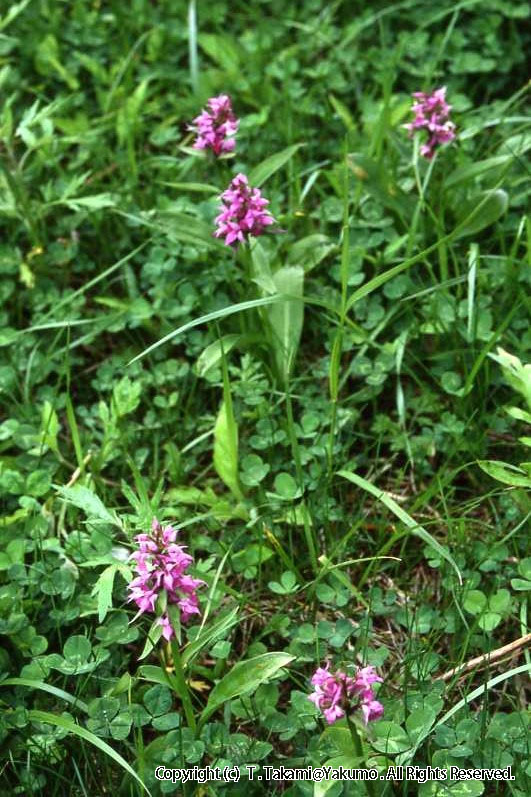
[405,706,438,743]
[489,588,510,613]
[143,685,172,717]
[195,334,242,377]
[240,453,270,486]
[372,720,411,754]
[167,485,222,506]
[317,756,363,797]
[95,612,137,646]
[328,93,356,130]
[62,193,116,211]
[151,713,181,731]
[498,131,531,157]
[248,144,303,187]
[323,724,358,757]
[338,470,462,584]
[200,652,294,724]
[448,784,485,796]
[444,156,509,189]
[511,578,531,591]
[6,538,24,564]
[55,485,120,526]
[419,783,484,797]
[232,544,275,572]
[477,611,501,631]
[198,32,240,72]
[213,399,243,500]
[112,375,141,416]
[63,635,91,664]
[463,590,487,615]
[87,696,120,735]
[489,347,531,410]
[46,638,109,676]
[286,234,336,273]
[138,618,163,661]
[518,557,531,580]
[157,181,220,194]
[158,210,225,249]
[92,565,118,623]
[455,189,508,238]
[268,571,298,595]
[272,472,300,500]
[138,665,169,687]
[314,771,348,797]
[477,460,531,487]
[251,239,275,291]
[441,371,463,395]
[267,266,304,382]
[28,710,150,795]
[181,606,240,667]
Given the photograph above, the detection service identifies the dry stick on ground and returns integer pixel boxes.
[436,632,531,682]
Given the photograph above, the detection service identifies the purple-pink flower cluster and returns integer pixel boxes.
[189,94,239,156]
[214,173,276,247]
[308,663,384,725]
[127,519,204,641]
[404,86,456,159]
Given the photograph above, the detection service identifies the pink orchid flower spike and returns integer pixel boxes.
[189,94,239,156]
[127,519,204,642]
[214,173,276,247]
[404,86,456,159]
[308,662,384,726]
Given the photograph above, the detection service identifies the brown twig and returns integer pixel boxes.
[436,633,531,682]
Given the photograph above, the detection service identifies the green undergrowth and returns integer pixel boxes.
[0,0,530,795]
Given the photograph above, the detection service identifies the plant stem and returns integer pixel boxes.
[285,386,318,574]
[327,140,350,478]
[346,713,378,797]
[169,640,197,733]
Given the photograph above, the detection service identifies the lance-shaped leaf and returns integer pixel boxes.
[267,266,304,383]
[213,399,243,500]
[199,652,294,725]
[248,144,303,187]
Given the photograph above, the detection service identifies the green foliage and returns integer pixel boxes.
[0,0,530,794]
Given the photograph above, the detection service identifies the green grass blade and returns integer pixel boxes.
[248,144,303,187]
[27,709,151,795]
[337,470,462,584]
[188,0,199,93]
[128,296,281,364]
[65,395,84,470]
[0,678,89,713]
